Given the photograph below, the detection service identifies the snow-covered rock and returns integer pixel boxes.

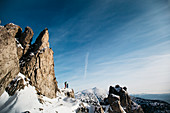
[75,87,108,113]
[0,73,95,113]
[60,88,75,98]
[75,85,145,113]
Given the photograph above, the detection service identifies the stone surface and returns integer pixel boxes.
[5,76,25,96]
[0,23,59,98]
[108,101,125,113]
[61,88,75,98]
[32,28,49,51]
[20,28,59,98]
[20,26,34,55]
[0,23,20,96]
[106,85,144,113]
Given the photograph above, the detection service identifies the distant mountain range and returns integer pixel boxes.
[76,87,170,113]
[131,93,170,104]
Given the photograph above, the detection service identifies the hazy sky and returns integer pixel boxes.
[1,0,170,94]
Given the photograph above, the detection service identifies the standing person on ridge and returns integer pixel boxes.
[67,82,68,88]
[64,81,67,89]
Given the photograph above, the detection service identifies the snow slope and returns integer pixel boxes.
[0,73,93,113]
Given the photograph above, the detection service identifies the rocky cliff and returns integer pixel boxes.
[0,23,59,98]
[105,85,144,113]
[0,23,20,96]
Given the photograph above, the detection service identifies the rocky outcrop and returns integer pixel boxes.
[0,23,20,96]
[5,75,25,96]
[61,88,75,98]
[105,85,144,113]
[0,23,59,98]
[19,28,59,98]
[76,103,89,113]
[20,26,34,56]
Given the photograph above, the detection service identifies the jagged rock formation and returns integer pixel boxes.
[104,85,144,113]
[18,26,34,58]
[0,23,20,96]
[0,23,59,98]
[60,88,75,98]
[19,28,59,98]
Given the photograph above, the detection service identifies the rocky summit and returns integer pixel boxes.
[0,23,59,98]
[105,85,144,113]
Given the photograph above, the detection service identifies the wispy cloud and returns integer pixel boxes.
[84,52,89,79]
[50,0,170,93]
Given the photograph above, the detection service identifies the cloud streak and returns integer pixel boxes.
[47,0,170,93]
[84,52,89,79]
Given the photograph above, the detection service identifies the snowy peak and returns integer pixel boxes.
[75,85,145,113]
[92,87,108,96]
[75,87,108,106]
[77,87,108,97]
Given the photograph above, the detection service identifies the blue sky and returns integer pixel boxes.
[1,0,170,94]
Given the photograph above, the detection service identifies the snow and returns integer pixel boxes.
[8,23,16,26]
[18,72,26,79]
[0,85,41,113]
[0,85,86,113]
[15,38,24,49]
[60,88,73,93]
[75,87,108,105]
[0,73,139,113]
[120,106,126,113]
[0,73,92,113]
[115,87,121,92]
[30,52,35,56]
[111,94,120,99]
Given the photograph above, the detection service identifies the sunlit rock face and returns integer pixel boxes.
[0,23,20,96]
[0,23,59,99]
[19,28,59,99]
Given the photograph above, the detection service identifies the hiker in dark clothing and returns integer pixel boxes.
[64,81,67,88]
[66,82,68,88]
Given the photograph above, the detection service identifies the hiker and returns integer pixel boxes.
[66,82,68,88]
[64,81,67,88]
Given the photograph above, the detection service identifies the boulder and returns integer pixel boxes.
[0,23,20,96]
